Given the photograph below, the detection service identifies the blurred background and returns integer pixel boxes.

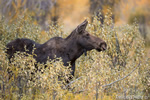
[0,0,150,46]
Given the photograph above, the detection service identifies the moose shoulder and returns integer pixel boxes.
[6,19,107,76]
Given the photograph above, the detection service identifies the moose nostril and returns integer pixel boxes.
[99,42,107,50]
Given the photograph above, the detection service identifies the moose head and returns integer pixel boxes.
[68,19,107,53]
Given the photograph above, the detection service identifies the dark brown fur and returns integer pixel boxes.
[6,20,107,76]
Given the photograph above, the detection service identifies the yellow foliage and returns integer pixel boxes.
[0,5,149,100]
[57,0,90,32]
[115,0,150,25]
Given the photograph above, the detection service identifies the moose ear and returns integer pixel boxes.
[76,19,88,34]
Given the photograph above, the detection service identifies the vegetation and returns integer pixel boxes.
[0,9,149,100]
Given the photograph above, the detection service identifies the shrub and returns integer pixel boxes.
[0,10,149,100]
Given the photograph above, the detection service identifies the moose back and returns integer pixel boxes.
[6,20,107,76]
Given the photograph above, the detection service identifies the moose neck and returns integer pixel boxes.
[65,31,85,63]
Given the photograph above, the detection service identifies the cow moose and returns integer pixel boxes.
[6,19,107,78]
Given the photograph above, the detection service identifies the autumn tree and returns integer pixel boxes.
[0,0,58,29]
[89,0,120,23]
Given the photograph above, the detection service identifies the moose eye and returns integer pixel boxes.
[84,34,90,39]
[86,34,89,36]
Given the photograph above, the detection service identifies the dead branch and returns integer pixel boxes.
[64,76,83,89]
[101,62,141,88]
